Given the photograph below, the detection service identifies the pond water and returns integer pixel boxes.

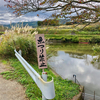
[47,43,100,99]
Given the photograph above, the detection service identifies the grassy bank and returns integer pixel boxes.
[0,26,80,100]
[0,57,80,100]
[44,34,100,43]
[30,23,100,43]
[31,22,100,35]
[32,28,100,35]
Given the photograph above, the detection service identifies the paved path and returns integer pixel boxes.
[0,63,29,100]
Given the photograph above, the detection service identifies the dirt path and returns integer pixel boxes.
[0,63,29,100]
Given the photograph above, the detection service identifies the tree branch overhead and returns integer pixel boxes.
[4,0,100,23]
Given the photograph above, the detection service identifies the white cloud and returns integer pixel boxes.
[86,76,91,83]
[0,0,6,7]
[77,65,84,73]
[0,10,45,24]
[17,16,44,22]
[9,15,44,23]
[0,14,45,24]
[0,0,51,24]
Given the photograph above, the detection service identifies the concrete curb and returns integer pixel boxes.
[72,85,84,100]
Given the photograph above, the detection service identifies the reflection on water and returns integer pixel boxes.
[47,43,100,97]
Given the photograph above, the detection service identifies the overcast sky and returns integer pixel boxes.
[0,0,51,25]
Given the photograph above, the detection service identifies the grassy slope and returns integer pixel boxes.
[31,22,100,43]
[0,57,80,100]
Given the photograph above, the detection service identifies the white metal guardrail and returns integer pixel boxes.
[14,50,55,99]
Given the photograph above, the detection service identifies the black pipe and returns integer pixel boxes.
[73,75,76,83]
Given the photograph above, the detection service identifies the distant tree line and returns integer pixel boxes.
[37,19,59,26]
[38,19,87,26]
[66,22,87,25]
[66,22,78,25]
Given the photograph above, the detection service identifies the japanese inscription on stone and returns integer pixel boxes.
[35,34,47,69]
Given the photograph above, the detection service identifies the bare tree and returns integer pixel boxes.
[4,0,100,25]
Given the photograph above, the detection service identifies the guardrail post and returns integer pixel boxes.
[18,50,22,56]
[42,72,47,100]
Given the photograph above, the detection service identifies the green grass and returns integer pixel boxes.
[0,32,4,34]
[44,34,100,43]
[31,28,73,35]
[76,31,100,35]
[30,25,100,43]
[30,27,100,43]
[45,34,100,43]
[1,60,8,64]
[31,26,100,35]
[0,58,80,100]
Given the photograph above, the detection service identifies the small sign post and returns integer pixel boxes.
[35,34,47,70]
[35,34,47,100]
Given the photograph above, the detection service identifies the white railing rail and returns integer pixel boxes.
[14,50,55,99]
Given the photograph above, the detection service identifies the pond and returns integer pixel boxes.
[47,43,100,99]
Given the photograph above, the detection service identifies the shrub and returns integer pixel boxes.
[95,25,100,31]
[37,21,42,26]
[90,37,100,43]
[83,26,96,31]
[92,44,100,54]
[71,36,79,43]
[83,23,100,32]
[0,26,37,61]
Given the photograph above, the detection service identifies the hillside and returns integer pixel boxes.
[1,21,38,29]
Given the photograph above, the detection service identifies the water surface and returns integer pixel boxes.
[47,43,100,98]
